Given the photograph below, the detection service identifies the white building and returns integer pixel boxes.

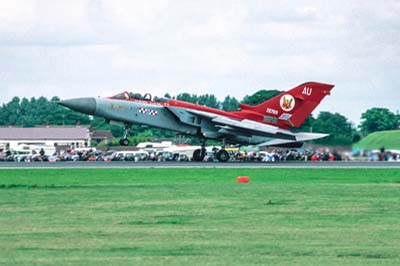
[136,141,173,150]
[0,127,91,153]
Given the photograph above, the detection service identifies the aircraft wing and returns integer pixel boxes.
[212,116,296,139]
[256,132,329,147]
[166,107,329,145]
[178,108,297,140]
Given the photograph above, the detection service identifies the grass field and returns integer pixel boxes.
[354,130,400,150]
[1,168,400,265]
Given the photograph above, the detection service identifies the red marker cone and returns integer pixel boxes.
[237,176,250,183]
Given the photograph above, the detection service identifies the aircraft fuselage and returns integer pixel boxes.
[59,82,334,161]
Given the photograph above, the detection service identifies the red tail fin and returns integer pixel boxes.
[240,82,334,128]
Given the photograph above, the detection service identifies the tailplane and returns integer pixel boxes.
[240,82,334,128]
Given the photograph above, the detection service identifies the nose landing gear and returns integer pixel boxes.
[119,123,132,146]
[119,138,130,146]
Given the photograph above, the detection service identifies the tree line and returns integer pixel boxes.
[0,91,398,146]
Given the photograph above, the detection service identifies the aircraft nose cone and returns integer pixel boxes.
[58,97,97,115]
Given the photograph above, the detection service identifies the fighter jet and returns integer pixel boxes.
[59,82,334,162]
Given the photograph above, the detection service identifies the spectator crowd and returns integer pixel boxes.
[0,147,349,163]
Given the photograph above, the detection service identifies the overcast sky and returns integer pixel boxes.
[0,0,399,125]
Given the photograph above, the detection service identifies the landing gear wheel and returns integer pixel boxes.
[216,150,229,162]
[120,138,130,146]
[193,149,206,161]
[120,123,132,146]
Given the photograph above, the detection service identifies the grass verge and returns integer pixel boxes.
[0,169,399,266]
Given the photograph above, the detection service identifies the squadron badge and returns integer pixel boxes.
[280,94,295,112]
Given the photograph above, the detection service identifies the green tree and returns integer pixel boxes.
[18,98,33,126]
[175,93,221,108]
[312,112,353,145]
[198,94,220,108]
[0,96,91,127]
[241,90,282,105]
[1,97,21,125]
[176,93,198,103]
[359,108,399,134]
[222,96,239,111]
[293,115,315,132]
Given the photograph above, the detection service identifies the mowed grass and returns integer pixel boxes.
[0,168,400,266]
[354,130,400,150]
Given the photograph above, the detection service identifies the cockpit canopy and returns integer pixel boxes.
[110,91,169,103]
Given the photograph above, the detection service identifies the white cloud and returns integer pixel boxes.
[0,0,399,124]
[0,1,35,23]
[100,0,169,27]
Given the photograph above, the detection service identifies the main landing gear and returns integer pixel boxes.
[192,138,230,162]
[216,149,229,162]
[119,123,131,146]
[192,138,207,162]
[216,138,230,162]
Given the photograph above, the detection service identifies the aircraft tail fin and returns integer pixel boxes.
[239,82,334,128]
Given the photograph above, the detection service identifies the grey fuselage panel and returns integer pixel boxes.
[95,99,197,135]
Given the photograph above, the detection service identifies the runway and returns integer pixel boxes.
[0,161,399,169]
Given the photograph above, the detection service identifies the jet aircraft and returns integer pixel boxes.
[59,82,334,162]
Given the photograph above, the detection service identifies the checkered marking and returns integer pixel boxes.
[149,110,158,116]
[138,108,158,116]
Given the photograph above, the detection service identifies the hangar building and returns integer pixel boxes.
[0,126,91,152]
